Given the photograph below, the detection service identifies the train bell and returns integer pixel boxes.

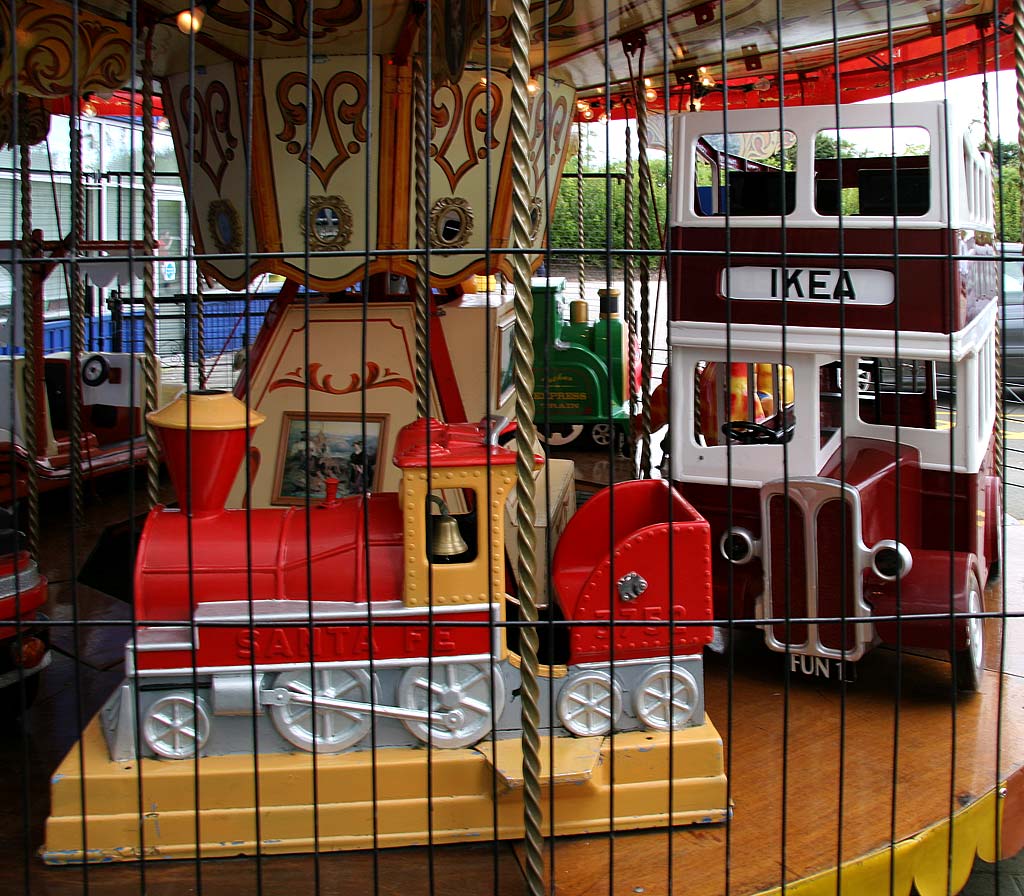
[432,513,469,558]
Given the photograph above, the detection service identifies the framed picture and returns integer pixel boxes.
[273,412,388,505]
[496,317,515,406]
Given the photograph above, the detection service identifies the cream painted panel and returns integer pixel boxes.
[228,303,421,508]
[261,57,380,287]
[165,63,255,287]
[409,69,514,281]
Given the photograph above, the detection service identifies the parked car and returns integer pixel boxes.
[1002,250,1024,399]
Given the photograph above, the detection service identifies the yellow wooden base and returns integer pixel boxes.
[43,713,728,863]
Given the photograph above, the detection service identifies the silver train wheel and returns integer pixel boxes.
[142,692,211,760]
[557,669,622,737]
[398,662,503,748]
[269,668,373,753]
[633,665,699,731]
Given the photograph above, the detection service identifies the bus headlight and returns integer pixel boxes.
[720,528,758,565]
[870,540,913,581]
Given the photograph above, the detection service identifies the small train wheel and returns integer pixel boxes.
[269,668,373,753]
[557,669,622,737]
[397,662,503,749]
[633,665,699,731]
[142,692,211,760]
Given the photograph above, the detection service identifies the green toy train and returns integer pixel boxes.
[531,277,640,451]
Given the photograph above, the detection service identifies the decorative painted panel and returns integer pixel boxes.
[261,57,381,290]
[164,63,258,288]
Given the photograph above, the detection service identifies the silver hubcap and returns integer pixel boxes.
[634,666,698,731]
[398,662,503,748]
[557,670,622,736]
[967,589,983,673]
[269,668,372,753]
[143,693,211,760]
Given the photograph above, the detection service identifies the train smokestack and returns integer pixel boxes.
[147,390,265,516]
[598,287,620,319]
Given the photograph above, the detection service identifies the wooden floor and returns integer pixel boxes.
[1,462,1021,896]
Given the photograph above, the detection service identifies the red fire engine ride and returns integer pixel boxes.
[665,100,1000,690]
[101,390,714,760]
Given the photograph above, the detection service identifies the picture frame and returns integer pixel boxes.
[272,411,388,505]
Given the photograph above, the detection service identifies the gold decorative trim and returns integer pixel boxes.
[430,196,474,249]
[528,196,543,242]
[207,199,242,254]
[303,195,353,250]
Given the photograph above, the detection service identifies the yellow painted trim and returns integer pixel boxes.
[506,651,568,678]
[752,786,1004,896]
[44,714,728,864]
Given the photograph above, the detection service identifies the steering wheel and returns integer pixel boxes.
[81,354,110,387]
[721,420,782,445]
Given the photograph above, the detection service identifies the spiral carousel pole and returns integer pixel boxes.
[623,117,638,473]
[19,143,39,554]
[635,70,654,478]
[68,111,86,528]
[507,3,543,894]
[195,267,206,390]
[142,31,160,508]
[576,120,586,303]
[413,54,430,418]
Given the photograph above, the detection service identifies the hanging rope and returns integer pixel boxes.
[413,54,430,418]
[19,143,39,555]
[195,263,206,390]
[634,58,654,478]
[508,19,543,896]
[576,120,585,303]
[142,31,160,508]
[68,114,86,528]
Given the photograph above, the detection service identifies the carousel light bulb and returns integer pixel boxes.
[577,100,588,112]
[645,87,657,101]
[527,77,540,94]
[81,99,97,118]
[176,6,205,34]
[644,77,652,87]
[691,97,702,111]
[582,106,594,120]
[598,111,608,123]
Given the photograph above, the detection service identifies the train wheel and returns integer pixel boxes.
[398,662,504,748]
[269,668,373,753]
[557,669,622,737]
[588,422,615,449]
[633,665,699,731]
[142,692,212,760]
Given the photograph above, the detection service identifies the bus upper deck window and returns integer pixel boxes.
[694,131,797,217]
[813,126,930,217]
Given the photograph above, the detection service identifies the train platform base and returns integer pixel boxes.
[42,713,728,863]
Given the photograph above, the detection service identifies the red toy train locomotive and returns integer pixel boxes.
[101,391,715,760]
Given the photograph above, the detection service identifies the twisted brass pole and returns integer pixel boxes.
[69,117,86,528]
[142,33,160,508]
[576,120,585,302]
[413,55,430,418]
[983,73,1002,486]
[635,79,653,478]
[508,17,543,896]
[19,144,39,554]
[196,261,206,389]
[623,120,638,473]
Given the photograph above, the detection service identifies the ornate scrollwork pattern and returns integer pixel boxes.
[302,195,354,250]
[276,71,369,189]
[269,361,413,396]
[207,0,362,44]
[430,80,502,193]
[0,0,131,97]
[179,82,239,196]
